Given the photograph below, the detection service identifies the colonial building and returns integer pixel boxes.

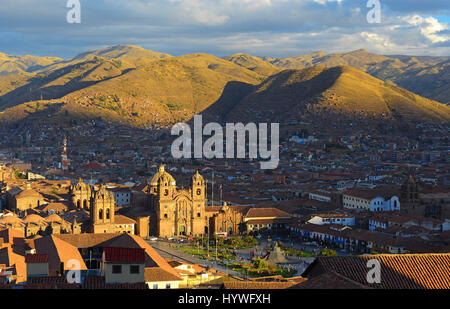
[401,176,450,220]
[6,183,46,212]
[130,166,294,238]
[342,188,400,212]
[148,166,206,237]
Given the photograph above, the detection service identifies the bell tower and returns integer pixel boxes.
[90,185,115,233]
[191,170,206,235]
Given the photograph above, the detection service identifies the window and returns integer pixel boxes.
[197,212,201,218]
[112,265,122,274]
[130,265,140,274]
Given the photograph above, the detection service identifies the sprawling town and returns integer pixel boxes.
[0,0,449,295]
[0,117,448,289]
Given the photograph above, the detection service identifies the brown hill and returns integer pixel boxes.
[0,52,62,75]
[0,50,264,127]
[221,65,450,124]
[0,46,449,128]
[260,49,450,104]
[224,53,281,76]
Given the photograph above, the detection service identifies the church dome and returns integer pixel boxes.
[45,213,63,224]
[150,165,176,186]
[23,214,45,224]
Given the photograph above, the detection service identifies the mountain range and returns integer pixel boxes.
[0,45,448,128]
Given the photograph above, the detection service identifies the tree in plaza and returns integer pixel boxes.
[320,248,337,256]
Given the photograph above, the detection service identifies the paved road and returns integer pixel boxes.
[149,240,245,278]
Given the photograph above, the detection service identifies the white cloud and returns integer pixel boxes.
[402,15,449,43]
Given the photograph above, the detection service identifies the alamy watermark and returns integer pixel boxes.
[171,115,279,170]
[366,258,381,284]
[66,259,82,284]
[366,0,381,24]
[67,0,81,24]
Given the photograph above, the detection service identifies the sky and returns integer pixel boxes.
[0,0,449,59]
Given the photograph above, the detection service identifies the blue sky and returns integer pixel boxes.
[0,0,448,58]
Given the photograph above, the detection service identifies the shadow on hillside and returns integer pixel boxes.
[195,80,256,124]
[197,66,344,124]
[0,61,135,112]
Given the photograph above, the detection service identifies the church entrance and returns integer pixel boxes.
[179,225,186,236]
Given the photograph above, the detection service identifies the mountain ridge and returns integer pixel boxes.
[0,45,448,129]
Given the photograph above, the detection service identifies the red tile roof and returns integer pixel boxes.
[304,254,450,289]
[25,254,48,264]
[103,247,145,263]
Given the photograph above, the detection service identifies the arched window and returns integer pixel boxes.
[99,209,103,220]
[106,209,110,220]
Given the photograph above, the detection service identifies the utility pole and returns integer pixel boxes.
[211,173,214,206]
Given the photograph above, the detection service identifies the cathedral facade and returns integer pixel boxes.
[148,166,207,237]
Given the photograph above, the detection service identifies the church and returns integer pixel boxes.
[147,165,207,237]
[400,175,450,220]
[69,166,292,238]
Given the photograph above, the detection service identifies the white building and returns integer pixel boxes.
[308,213,355,226]
[308,190,332,203]
[343,189,400,212]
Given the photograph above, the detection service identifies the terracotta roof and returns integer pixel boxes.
[103,247,145,263]
[290,271,371,289]
[145,267,183,282]
[53,233,119,248]
[82,275,147,289]
[303,254,450,289]
[343,188,399,200]
[25,254,48,264]
[33,235,87,276]
[26,276,81,289]
[245,207,292,219]
[23,214,46,224]
[16,189,43,199]
[114,215,136,225]
[45,214,63,224]
[245,218,292,225]
[222,281,297,289]
[97,234,182,279]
